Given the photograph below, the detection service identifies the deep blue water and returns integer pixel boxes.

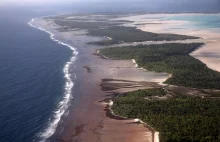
[0,4,219,142]
[0,9,72,142]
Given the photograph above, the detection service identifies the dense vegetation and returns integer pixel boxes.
[112,88,220,141]
[54,20,119,30]
[54,18,199,45]
[88,26,199,45]
[99,43,220,89]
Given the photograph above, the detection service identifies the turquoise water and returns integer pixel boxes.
[165,14,220,30]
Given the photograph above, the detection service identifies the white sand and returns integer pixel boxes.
[115,14,220,72]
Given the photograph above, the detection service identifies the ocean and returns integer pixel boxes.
[165,14,220,30]
[0,8,76,142]
[0,5,219,142]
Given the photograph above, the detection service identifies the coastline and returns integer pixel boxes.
[102,95,160,142]
[29,13,220,142]
[30,17,168,141]
[28,18,78,141]
[115,14,220,72]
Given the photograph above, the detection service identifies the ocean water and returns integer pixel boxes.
[0,5,219,142]
[166,14,220,30]
[0,9,76,142]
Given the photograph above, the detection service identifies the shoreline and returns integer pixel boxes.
[101,95,160,142]
[29,13,220,142]
[31,16,170,142]
[115,13,220,72]
[28,18,78,141]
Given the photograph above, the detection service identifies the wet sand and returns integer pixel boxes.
[32,18,168,142]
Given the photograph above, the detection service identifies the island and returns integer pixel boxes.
[31,13,220,142]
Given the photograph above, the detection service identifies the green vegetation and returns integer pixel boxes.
[112,88,220,141]
[54,17,199,45]
[99,43,220,89]
[88,26,199,45]
[88,39,119,46]
[54,20,118,30]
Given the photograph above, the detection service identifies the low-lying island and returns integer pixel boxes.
[32,13,220,142]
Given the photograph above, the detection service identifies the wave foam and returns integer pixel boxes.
[29,18,78,142]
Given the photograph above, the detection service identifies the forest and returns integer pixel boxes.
[112,88,220,141]
[54,18,199,45]
[88,26,199,45]
[99,43,220,89]
[54,20,118,30]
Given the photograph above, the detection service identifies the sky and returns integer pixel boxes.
[0,0,219,13]
[0,0,219,5]
[0,0,75,5]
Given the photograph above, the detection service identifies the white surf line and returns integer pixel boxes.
[28,18,78,142]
